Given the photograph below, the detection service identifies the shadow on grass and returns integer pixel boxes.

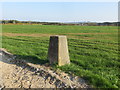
[15,54,49,65]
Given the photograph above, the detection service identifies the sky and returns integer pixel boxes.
[1,2,118,22]
[0,0,119,2]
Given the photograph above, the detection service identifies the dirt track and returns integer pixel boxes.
[0,48,90,88]
[2,32,113,37]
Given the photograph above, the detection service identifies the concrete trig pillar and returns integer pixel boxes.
[48,35,70,66]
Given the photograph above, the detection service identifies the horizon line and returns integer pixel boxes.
[0,19,118,23]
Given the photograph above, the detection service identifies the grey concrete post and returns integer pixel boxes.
[48,35,70,66]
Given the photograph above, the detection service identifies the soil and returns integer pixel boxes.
[0,48,91,88]
[2,33,113,38]
[2,33,54,37]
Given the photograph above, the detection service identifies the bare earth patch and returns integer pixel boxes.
[2,33,54,37]
[3,32,113,37]
[2,32,113,40]
[66,33,114,35]
[0,48,90,88]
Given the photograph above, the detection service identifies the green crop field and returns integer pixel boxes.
[2,25,119,88]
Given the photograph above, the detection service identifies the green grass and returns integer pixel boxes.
[2,25,119,88]
[3,24,118,34]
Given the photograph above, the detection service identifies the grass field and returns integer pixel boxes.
[2,25,119,88]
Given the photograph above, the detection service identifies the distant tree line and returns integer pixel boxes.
[0,20,20,24]
[0,20,119,26]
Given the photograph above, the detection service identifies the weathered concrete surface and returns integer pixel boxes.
[48,36,58,65]
[48,35,70,66]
